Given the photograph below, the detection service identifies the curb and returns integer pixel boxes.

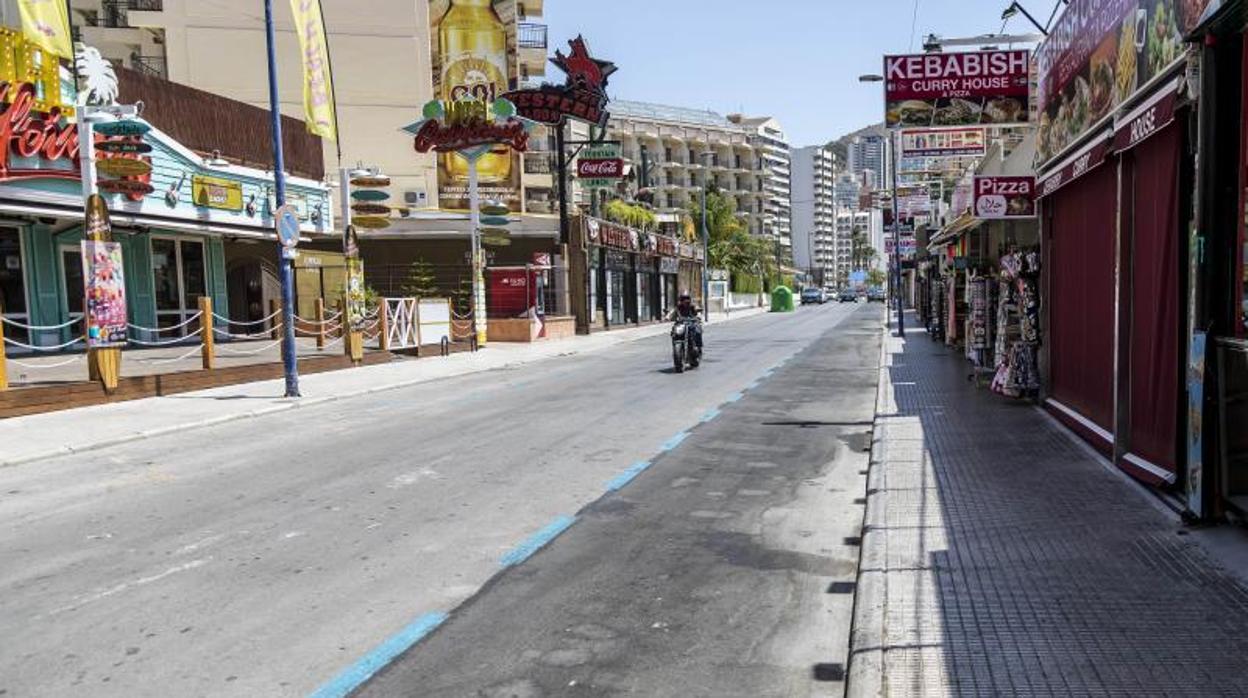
[2,309,773,468]
[844,322,893,698]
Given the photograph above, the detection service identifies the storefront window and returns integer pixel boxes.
[151,236,207,334]
[608,270,625,325]
[59,246,83,317]
[637,271,651,321]
[0,228,28,345]
[589,249,599,323]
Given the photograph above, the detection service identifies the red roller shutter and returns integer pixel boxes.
[1121,120,1182,483]
[1045,161,1118,450]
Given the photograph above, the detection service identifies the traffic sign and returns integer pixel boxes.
[275,204,300,248]
[480,215,512,227]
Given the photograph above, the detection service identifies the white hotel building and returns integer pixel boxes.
[606,101,791,261]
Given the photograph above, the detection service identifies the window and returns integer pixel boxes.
[151,236,207,334]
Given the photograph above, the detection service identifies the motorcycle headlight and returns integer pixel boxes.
[673,325,686,336]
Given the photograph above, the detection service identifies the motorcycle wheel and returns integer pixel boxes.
[689,347,700,369]
[673,343,685,373]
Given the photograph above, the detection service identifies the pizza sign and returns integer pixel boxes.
[973,175,1035,219]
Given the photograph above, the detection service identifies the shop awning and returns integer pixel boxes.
[1036,131,1113,199]
[927,212,982,250]
[1113,77,1184,154]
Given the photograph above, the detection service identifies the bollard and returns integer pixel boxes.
[315,297,326,350]
[269,298,281,340]
[199,296,215,370]
[378,301,390,352]
[440,336,449,357]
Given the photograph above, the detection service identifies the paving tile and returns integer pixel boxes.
[857,328,1248,697]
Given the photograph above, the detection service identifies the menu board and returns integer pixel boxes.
[1036,0,1212,166]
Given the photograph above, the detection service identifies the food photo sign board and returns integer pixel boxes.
[1036,0,1213,166]
[885,50,1031,128]
[974,175,1036,219]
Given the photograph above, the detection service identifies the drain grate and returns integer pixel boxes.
[826,581,856,594]
[842,536,862,546]
[812,663,845,681]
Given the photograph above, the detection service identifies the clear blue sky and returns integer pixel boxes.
[545,0,1050,147]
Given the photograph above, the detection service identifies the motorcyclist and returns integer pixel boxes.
[667,293,703,352]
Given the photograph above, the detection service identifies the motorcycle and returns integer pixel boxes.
[671,318,702,373]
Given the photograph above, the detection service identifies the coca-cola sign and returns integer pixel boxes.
[577,158,623,178]
[578,143,623,188]
[884,50,1030,128]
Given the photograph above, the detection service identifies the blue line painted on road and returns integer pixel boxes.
[747,380,761,390]
[605,460,653,492]
[725,392,744,403]
[701,407,721,423]
[500,515,577,567]
[661,431,690,451]
[308,611,448,698]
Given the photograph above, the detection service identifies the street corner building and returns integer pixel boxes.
[0,40,333,359]
[569,215,704,333]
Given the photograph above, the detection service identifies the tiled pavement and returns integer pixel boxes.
[848,320,1248,697]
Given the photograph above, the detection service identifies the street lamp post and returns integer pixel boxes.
[858,73,904,337]
[699,150,713,321]
[264,0,300,396]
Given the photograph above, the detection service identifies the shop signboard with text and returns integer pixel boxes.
[1036,0,1212,166]
[899,127,987,157]
[577,143,623,188]
[885,50,1030,128]
[973,175,1036,219]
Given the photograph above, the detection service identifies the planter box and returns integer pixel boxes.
[487,316,577,342]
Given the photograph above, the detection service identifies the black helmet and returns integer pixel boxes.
[679,293,692,302]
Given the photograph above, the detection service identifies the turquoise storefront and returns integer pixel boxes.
[0,118,332,350]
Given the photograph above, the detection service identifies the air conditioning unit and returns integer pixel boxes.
[403,190,427,205]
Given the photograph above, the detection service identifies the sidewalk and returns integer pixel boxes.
[848,317,1248,697]
[0,307,767,467]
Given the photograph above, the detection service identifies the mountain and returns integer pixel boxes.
[826,122,887,162]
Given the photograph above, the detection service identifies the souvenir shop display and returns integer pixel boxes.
[990,247,1042,398]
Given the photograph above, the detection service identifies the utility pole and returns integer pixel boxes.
[889,130,904,336]
[264,0,300,396]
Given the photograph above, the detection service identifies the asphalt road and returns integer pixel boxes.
[0,302,882,698]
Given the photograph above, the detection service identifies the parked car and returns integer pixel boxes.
[867,287,886,302]
[837,289,858,303]
[800,287,825,305]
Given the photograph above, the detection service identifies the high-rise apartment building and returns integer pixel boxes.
[848,133,887,191]
[790,145,837,285]
[834,171,861,210]
[606,101,783,246]
[730,114,791,264]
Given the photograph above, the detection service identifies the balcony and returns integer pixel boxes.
[524,153,555,175]
[518,23,547,49]
[129,53,167,79]
[86,0,163,28]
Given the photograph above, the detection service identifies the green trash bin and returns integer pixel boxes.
[770,286,795,312]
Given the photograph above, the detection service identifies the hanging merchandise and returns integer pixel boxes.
[990,248,1042,399]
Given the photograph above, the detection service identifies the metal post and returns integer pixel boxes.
[556,125,569,246]
[264,0,300,397]
[468,156,487,346]
[889,131,904,336]
[701,184,709,321]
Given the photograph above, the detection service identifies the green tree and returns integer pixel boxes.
[400,258,439,298]
[867,269,886,287]
[603,199,657,231]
